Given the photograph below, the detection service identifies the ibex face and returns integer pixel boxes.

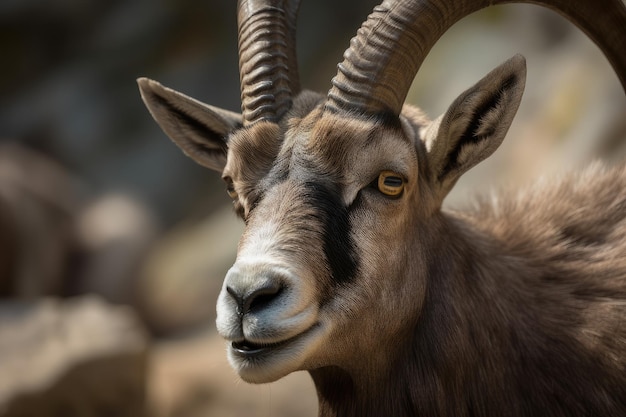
[218,107,429,383]
[139,54,526,382]
[138,0,626,394]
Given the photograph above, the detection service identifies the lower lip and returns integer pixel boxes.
[231,340,286,356]
[230,327,314,358]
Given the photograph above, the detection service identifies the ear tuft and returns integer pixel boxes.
[137,78,242,172]
[423,54,526,196]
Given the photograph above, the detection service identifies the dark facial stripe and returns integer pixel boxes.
[303,181,358,286]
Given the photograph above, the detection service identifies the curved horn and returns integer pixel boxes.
[325,0,626,117]
[237,0,302,125]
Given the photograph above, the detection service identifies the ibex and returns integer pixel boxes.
[138,0,626,415]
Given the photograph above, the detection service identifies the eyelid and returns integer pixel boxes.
[223,176,238,199]
[227,183,237,197]
[377,170,405,197]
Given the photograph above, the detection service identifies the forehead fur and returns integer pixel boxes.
[224,94,424,205]
[299,111,414,179]
[225,91,325,183]
[224,121,281,182]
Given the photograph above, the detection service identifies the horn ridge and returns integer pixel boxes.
[325,0,484,116]
[325,0,626,117]
[237,0,302,125]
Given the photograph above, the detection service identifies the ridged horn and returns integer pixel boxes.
[325,0,626,117]
[237,0,302,125]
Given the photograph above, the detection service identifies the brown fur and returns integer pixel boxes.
[306,111,626,417]
[140,76,626,415]
[137,9,626,415]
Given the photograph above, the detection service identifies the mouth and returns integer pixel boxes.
[232,339,286,355]
[226,323,324,383]
[230,329,310,358]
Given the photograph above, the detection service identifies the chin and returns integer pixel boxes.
[227,323,325,383]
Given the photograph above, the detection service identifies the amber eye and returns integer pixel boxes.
[224,177,238,199]
[377,171,405,197]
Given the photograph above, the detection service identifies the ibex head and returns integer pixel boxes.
[139,0,626,393]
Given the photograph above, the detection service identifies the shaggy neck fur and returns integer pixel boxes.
[309,205,626,417]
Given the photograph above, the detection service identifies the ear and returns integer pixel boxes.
[137,78,242,172]
[422,54,526,197]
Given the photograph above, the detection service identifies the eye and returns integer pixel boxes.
[377,170,405,197]
[223,176,238,199]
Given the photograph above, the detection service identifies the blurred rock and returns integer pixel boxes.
[148,328,316,417]
[73,193,159,305]
[0,144,159,311]
[0,197,17,294]
[592,113,626,165]
[136,206,243,336]
[0,143,80,297]
[0,296,149,417]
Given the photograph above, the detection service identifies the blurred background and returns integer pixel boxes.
[0,1,624,416]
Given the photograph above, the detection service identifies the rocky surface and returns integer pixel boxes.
[0,297,149,417]
[148,329,317,417]
[0,144,79,297]
[136,206,243,336]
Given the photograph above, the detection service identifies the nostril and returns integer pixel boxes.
[226,280,283,316]
[226,285,245,316]
[244,281,283,314]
